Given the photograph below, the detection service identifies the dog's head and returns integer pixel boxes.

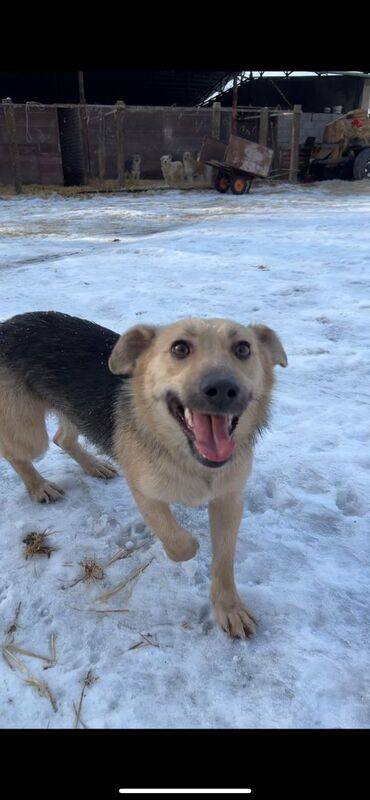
[160,155,172,166]
[132,154,141,166]
[109,318,287,469]
[183,152,192,163]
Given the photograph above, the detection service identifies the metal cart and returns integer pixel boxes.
[199,134,274,194]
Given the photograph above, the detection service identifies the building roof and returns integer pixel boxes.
[0,71,233,107]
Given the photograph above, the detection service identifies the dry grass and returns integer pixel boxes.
[61,558,105,590]
[88,608,129,615]
[2,644,57,712]
[61,539,152,593]
[94,558,154,604]
[23,529,58,560]
[2,607,58,712]
[6,602,22,638]
[120,632,160,655]
[73,670,98,729]
[104,539,150,567]
[0,178,213,199]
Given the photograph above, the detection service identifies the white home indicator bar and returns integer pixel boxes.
[119,791,252,795]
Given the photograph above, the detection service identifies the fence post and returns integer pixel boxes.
[259,107,269,146]
[231,74,238,134]
[3,98,22,193]
[98,108,105,185]
[289,104,302,183]
[116,101,125,187]
[211,101,221,140]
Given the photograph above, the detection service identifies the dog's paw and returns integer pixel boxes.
[31,481,64,503]
[84,459,118,479]
[164,532,199,562]
[213,598,256,639]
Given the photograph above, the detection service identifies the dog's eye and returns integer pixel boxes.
[171,340,191,359]
[232,341,250,360]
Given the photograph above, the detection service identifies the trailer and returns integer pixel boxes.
[308,108,370,181]
[199,134,274,194]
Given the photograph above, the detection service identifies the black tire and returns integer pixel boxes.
[215,172,230,193]
[353,148,370,180]
[230,174,248,194]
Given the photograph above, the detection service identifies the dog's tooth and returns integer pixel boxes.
[184,408,194,428]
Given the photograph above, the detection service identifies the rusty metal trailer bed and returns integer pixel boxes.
[199,134,274,194]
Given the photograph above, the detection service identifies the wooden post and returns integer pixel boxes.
[3,98,22,193]
[289,104,302,183]
[116,101,125,187]
[210,101,222,186]
[78,71,87,105]
[271,115,279,173]
[211,101,221,140]
[98,108,105,186]
[231,73,238,134]
[259,107,269,146]
[79,109,91,184]
[78,71,91,184]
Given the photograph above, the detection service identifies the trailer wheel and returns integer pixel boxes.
[230,174,248,194]
[353,148,370,180]
[215,172,230,193]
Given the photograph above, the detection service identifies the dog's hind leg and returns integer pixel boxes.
[8,459,64,503]
[53,415,117,479]
[0,380,64,503]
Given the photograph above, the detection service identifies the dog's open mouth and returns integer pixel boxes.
[167,394,238,467]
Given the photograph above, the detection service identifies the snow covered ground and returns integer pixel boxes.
[0,181,369,728]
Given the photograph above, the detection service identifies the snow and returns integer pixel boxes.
[0,182,369,728]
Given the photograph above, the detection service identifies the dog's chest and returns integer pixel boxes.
[137,460,214,506]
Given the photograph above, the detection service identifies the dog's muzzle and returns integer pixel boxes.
[166,378,250,468]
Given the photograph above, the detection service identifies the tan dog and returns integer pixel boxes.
[0,312,287,638]
[124,154,141,181]
[183,151,205,183]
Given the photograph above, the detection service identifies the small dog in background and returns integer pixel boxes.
[160,155,184,185]
[124,154,141,181]
[183,151,205,183]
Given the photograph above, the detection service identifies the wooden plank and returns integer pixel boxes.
[289,104,302,183]
[211,102,221,140]
[79,105,91,183]
[231,74,238,134]
[259,107,269,147]
[98,108,106,183]
[2,99,22,193]
[116,101,125,187]
[78,71,87,105]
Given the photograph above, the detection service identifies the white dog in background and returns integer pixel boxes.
[160,155,184,185]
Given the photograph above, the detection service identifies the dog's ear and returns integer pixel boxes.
[108,325,157,375]
[252,325,288,367]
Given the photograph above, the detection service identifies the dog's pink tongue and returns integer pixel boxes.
[192,412,235,462]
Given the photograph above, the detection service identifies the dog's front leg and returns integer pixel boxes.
[132,489,199,562]
[209,492,256,639]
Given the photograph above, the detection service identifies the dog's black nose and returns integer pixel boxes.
[200,372,240,411]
